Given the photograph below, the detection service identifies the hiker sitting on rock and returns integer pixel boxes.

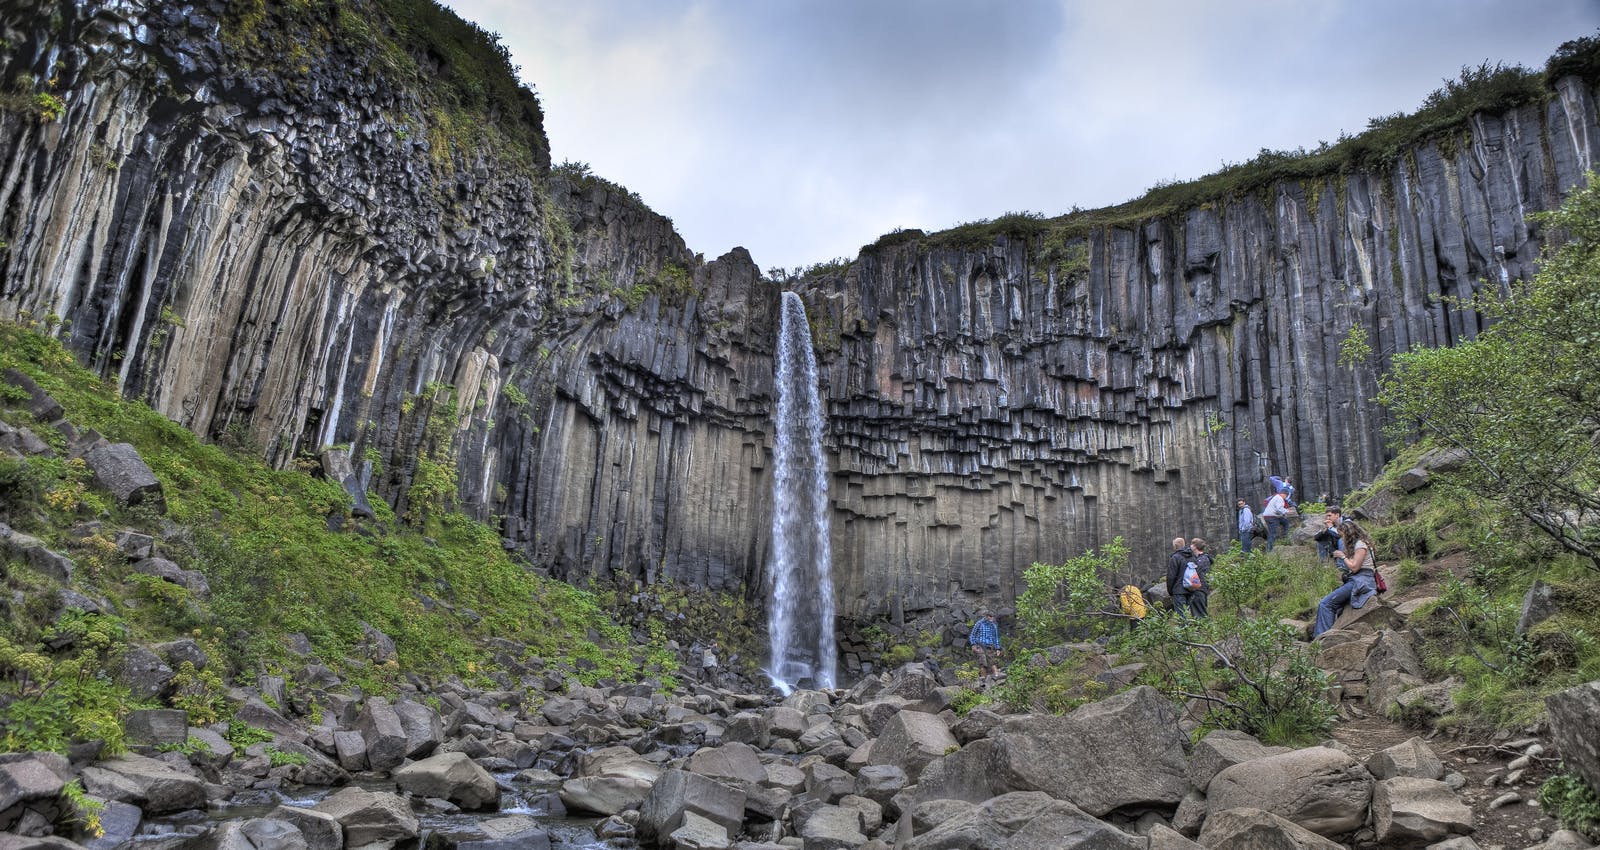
[1312,520,1379,638]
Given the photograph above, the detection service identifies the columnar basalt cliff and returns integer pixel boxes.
[1,1,1596,628]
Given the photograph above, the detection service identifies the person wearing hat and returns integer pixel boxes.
[968,610,1002,685]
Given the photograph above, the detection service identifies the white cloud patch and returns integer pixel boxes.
[446,0,1599,268]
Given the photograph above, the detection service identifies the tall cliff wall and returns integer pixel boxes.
[1,1,1596,631]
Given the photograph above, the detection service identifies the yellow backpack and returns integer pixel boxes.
[1118,585,1148,619]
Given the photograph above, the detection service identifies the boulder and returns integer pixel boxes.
[1364,630,1425,680]
[798,804,867,850]
[332,731,366,771]
[1,369,63,421]
[989,685,1189,816]
[1146,824,1205,850]
[948,708,1003,744]
[393,752,500,810]
[1205,747,1373,836]
[311,787,419,847]
[130,558,209,599]
[765,705,807,739]
[838,795,882,834]
[1517,581,1560,636]
[764,762,807,793]
[435,815,551,850]
[234,696,308,743]
[80,754,205,815]
[854,764,908,805]
[199,818,308,850]
[1546,680,1600,795]
[155,638,210,672]
[0,755,69,831]
[881,664,940,701]
[723,712,771,748]
[669,810,731,850]
[81,799,142,850]
[1367,669,1426,716]
[1197,807,1346,850]
[1392,679,1462,724]
[1371,777,1473,845]
[866,709,957,783]
[805,762,856,803]
[123,709,189,748]
[638,769,745,843]
[1188,729,1291,792]
[115,646,173,701]
[268,806,343,850]
[393,699,443,759]
[319,448,375,519]
[356,697,409,771]
[114,530,154,561]
[558,746,661,815]
[1366,737,1444,781]
[687,742,767,786]
[84,443,164,511]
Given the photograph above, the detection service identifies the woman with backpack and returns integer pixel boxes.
[1312,520,1380,638]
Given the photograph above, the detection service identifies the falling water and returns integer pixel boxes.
[767,291,837,693]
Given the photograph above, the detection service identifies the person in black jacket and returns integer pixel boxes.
[1165,537,1195,615]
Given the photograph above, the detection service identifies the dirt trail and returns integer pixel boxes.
[1319,546,1569,850]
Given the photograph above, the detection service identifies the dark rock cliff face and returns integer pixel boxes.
[2,2,1596,629]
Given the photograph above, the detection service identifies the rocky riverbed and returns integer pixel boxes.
[4,621,1597,850]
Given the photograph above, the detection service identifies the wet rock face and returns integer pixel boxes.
[2,1,1599,624]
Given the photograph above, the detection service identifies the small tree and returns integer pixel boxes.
[1015,537,1130,646]
[1378,172,1600,571]
[1127,611,1336,746]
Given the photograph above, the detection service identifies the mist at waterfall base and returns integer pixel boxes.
[765,291,838,695]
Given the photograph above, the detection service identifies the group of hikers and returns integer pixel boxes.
[966,474,1388,683]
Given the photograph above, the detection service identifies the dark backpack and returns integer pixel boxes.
[1251,515,1267,538]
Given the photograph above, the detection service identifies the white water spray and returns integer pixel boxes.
[767,291,837,693]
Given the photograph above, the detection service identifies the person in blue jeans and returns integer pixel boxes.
[1261,490,1289,552]
[1313,520,1379,638]
[1236,498,1254,555]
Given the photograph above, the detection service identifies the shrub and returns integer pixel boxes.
[1016,537,1130,645]
[1125,611,1336,746]
[0,613,135,756]
[1539,771,1600,840]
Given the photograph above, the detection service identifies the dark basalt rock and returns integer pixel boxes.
[0,0,1596,628]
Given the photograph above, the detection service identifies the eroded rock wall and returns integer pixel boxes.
[1,0,1596,628]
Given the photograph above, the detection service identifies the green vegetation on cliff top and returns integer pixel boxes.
[869,34,1600,255]
[224,0,548,171]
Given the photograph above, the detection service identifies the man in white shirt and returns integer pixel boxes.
[1261,491,1289,552]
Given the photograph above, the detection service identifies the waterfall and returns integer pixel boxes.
[767,291,837,693]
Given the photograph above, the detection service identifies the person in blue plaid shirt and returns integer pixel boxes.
[968,610,1002,685]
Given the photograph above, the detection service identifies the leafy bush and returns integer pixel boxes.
[1016,538,1130,646]
[1126,612,1336,746]
[0,613,135,756]
[994,654,1108,715]
[949,687,990,716]
[224,722,274,749]
[1539,771,1600,840]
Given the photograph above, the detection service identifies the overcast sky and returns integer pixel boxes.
[445,0,1598,271]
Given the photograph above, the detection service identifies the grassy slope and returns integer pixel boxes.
[0,319,674,708]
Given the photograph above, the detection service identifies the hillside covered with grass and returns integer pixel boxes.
[0,319,690,752]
